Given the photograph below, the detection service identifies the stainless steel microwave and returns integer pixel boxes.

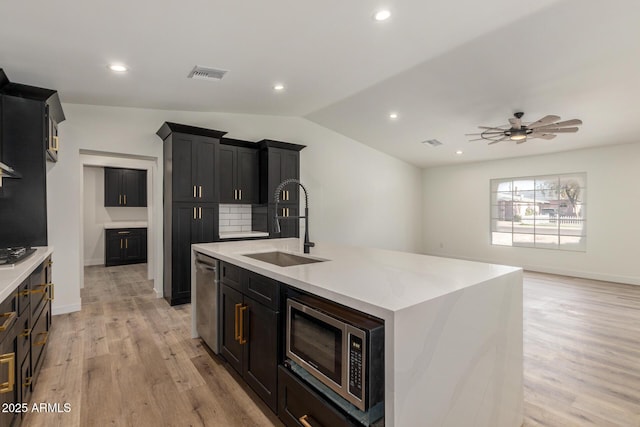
[286,295,384,412]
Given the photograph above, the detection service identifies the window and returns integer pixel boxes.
[491,173,586,251]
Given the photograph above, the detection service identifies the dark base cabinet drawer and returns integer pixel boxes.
[278,366,358,427]
[21,353,32,405]
[220,261,243,291]
[31,301,51,380]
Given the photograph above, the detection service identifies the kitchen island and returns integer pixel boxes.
[191,238,523,427]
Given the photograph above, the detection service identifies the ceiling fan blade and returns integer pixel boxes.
[532,119,582,130]
[509,117,522,129]
[478,126,507,130]
[488,136,509,145]
[530,133,557,140]
[468,138,487,141]
[465,131,504,135]
[527,115,561,129]
[533,127,579,133]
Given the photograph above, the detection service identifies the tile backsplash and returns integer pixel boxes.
[219,204,252,233]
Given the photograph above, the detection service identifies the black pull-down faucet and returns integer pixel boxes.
[274,179,315,254]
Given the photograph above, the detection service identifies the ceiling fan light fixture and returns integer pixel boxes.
[510,133,527,141]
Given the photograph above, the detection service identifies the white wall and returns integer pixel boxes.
[83,166,147,265]
[48,103,423,314]
[422,142,640,285]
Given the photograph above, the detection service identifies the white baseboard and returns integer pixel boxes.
[84,257,103,266]
[52,303,82,315]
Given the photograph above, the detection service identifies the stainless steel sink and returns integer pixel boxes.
[243,251,326,267]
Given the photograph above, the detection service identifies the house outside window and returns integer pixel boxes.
[490,173,586,251]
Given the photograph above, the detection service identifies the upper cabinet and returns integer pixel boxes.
[0,69,65,247]
[259,140,305,204]
[219,139,259,204]
[104,167,147,207]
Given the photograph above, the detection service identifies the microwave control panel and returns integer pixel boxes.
[348,334,363,400]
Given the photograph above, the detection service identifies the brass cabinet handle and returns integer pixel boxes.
[35,331,48,346]
[239,189,242,200]
[285,190,289,201]
[23,377,32,388]
[199,185,202,198]
[47,283,55,302]
[125,239,128,249]
[0,312,17,331]
[193,207,197,219]
[234,303,242,342]
[193,185,197,198]
[299,415,316,427]
[31,284,50,295]
[47,260,53,267]
[119,194,122,205]
[52,136,59,152]
[124,194,127,205]
[234,189,238,200]
[117,231,130,235]
[238,305,247,345]
[19,328,32,338]
[120,239,123,249]
[0,353,15,393]
[198,207,202,219]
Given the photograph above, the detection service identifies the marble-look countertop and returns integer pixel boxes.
[191,238,524,427]
[0,247,53,302]
[218,231,269,240]
[103,221,147,229]
[192,238,519,316]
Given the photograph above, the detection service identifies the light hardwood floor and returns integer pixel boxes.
[22,265,640,426]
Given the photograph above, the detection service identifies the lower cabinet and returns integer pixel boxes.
[278,366,358,427]
[219,266,280,412]
[220,284,279,411]
[0,254,52,427]
[105,228,147,267]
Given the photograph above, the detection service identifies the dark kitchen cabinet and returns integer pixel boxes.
[104,168,147,207]
[278,366,359,427]
[219,140,259,204]
[104,228,148,266]
[271,204,300,239]
[169,204,218,305]
[0,253,53,427]
[0,70,65,248]
[157,123,226,306]
[219,265,281,411]
[259,141,304,205]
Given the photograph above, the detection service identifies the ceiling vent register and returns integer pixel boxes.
[422,139,443,147]
[187,66,228,81]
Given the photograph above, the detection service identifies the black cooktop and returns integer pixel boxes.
[0,247,36,267]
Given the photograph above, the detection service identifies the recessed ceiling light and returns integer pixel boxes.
[108,64,128,72]
[373,9,391,21]
[456,150,463,155]
[389,112,398,119]
[273,83,285,91]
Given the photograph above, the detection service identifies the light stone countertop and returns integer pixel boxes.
[192,238,519,316]
[0,247,53,302]
[103,221,148,229]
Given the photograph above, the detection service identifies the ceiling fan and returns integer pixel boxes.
[467,112,582,144]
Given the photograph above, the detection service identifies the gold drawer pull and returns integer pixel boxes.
[52,136,59,151]
[23,377,32,388]
[35,332,48,346]
[0,352,15,394]
[299,415,317,427]
[199,185,202,198]
[19,328,32,338]
[47,283,55,302]
[31,284,48,295]
[234,303,242,342]
[18,290,31,297]
[0,312,17,331]
[238,305,247,345]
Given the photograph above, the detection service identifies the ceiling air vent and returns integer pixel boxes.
[421,139,443,147]
[187,66,228,81]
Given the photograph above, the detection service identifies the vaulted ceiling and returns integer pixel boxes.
[1,0,638,166]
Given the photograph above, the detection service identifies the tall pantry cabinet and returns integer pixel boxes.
[156,122,226,306]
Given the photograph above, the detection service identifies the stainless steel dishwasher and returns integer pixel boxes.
[195,252,219,353]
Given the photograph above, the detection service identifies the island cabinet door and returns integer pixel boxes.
[220,284,243,374]
[242,296,278,412]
